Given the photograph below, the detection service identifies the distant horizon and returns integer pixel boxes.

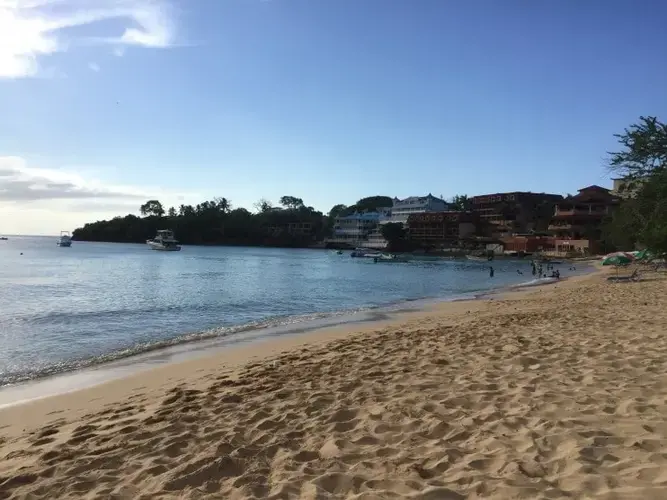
[2,181,619,237]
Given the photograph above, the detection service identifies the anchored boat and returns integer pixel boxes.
[57,231,72,247]
[147,230,181,251]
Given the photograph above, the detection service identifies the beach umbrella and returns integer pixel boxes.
[602,251,635,261]
[602,254,633,266]
[634,249,653,261]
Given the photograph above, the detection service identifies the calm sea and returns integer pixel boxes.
[0,236,583,386]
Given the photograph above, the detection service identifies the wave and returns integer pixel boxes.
[0,307,373,387]
[0,264,594,388]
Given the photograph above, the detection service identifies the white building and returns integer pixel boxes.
[329,209,390,247]
[387,194,449,225]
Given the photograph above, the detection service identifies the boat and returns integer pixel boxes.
[147,230,182,251]
[466,254,492,262]
[0,236,8,240]
[57,231,72,247]
[351,247,382,258]
[373,253,409,263]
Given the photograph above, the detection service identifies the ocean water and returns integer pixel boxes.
[0,237,580,386]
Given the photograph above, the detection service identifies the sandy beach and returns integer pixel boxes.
[2,267,667,499]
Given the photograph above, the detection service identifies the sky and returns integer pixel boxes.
[1,0,666,235]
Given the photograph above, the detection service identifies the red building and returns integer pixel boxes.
[548,185,620,240]
[471,192,563,236]
[501,235,554,254]
[407,211,478,246]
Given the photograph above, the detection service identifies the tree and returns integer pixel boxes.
[609,116,667,181]
[167,207,177,217]
[341,196,393,216]
[279,196,304,210]
[140,200,165,217]
[328,204,347,219]
[450,194,470,211]
[213,197,231,213]
[254,198,273,213]
[380,222,407,250]
[607,116,667,255]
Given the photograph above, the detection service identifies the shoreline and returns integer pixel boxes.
[0,265,593,408]
[4,265,666,498]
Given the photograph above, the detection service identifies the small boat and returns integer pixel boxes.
[147,230,181,251]
[0,236,8,241]
[373,253,410,263]
[351,248,382,258]
[466,254,491,262]
[57,231,72,247]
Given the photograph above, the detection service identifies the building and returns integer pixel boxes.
[328,210,389,247]
[501,235,554,254]
[407,211,477,247]
[389,194,449,225]
[470,192,563,236]
[548,185,620,241]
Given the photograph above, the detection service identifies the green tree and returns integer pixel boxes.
[140,200,165,217]
[254,198,273,213]
[450,194,470,211]
[279,196,305,210]
[328,204,347,219]
[608,116,667,254]
[341,196,393,216]
[167,207,177,217]
[380,222,406,249]
[214,197,231,213]
[609,116,666,181]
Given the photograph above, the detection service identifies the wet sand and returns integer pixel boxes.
[2,267,667,499]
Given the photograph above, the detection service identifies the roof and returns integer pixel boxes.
[471,192,563,201]
[577,185,610,193]
[393,194,447,204]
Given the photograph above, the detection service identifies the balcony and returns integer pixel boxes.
[554,206,610,217]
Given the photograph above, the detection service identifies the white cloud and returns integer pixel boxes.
[0,0,177,78]
[88,62,100,72]
[0,156,195,235]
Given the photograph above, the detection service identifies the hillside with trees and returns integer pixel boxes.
[72,196,328,247]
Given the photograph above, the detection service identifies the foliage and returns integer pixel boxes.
[73,197,327,248]
[608,116,667,181]
[606,116,667,255]
[253,198,273,213]
[328,204,347,219]
[140,200,165,217]
[449,194,471,211]
[279,196,304,210]
[380,222,407,251]
[341,196,393,216]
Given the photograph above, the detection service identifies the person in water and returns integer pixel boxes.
[489,266,494,278]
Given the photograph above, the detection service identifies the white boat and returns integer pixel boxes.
[147,230,181,251]
[466,254,489,262]
[57,231,72,247]
[373,253,410,263]
[351,247,382,258]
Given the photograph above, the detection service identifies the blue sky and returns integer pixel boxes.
[1,0,666,234]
